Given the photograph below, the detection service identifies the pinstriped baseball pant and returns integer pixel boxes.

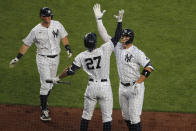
[82,80,113,123]
[36,54,59,95]
[119,82,145,124]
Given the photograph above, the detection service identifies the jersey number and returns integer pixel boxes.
[85,56,101,70]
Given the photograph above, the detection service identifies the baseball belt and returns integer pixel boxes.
[89,79,107,82]
[121,81,136,87]
[40,54,58,58]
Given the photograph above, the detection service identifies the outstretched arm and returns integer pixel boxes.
[59,63,80,79]
[93,4,124,47]
[111,10,124,46]
[96,20,111,42]
[19,44,30,55]
[9,44,30,68]
[93,4,111,42]
[49,63,80,84]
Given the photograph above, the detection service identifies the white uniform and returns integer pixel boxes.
[96,20,153,124]
[114,43,150,124]
[23,20,68,95]
[73,41,114,122]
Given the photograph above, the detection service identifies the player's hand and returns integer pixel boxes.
[133,83,141,95]
[114,9,124,22]
[93,3,106,20]
[9,57,19,68]
[51,76,60,84]
[67,50,72,58]
[65,45,72,58]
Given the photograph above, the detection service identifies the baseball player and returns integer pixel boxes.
[94,6,154,131]
[9,7,72,121]
[50,4,124,131]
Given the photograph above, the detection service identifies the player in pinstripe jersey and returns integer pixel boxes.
[9,7,72,121]
[94,5,154,131]
[50,4,124,131]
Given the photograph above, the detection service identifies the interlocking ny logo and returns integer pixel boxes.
[125,54,133,62]
[52,29,59,38]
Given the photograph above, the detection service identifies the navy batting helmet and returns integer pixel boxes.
[40,7,53,19]
[84,32,97,51]
[122,29,134,44]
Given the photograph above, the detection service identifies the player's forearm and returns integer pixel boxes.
[97,20,111,42]
[62,37,72,54]
[136,67,152,84]
[111,22,122,46]
[19,44,30,55]
[114,22,122,41]
[136,75,146,84]
[59,64,80,79]
[16,44,29,59]
[59,68,69,79]
[9,44,29,66]
[61,37,69,46]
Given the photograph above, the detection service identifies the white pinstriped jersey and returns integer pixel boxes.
[114,43,150,83]
[73,41,114,80]
[96,20,152,83]
[23,20,68,55]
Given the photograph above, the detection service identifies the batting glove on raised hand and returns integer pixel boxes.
[93,3,106,20]
[9,57,19,68]
[114,9,124,22]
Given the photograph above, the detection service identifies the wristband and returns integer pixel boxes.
[64,45,72,52]
[16,53,23,59]
[141,69,151,78]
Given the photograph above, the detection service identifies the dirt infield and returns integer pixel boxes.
[0,105,195,131]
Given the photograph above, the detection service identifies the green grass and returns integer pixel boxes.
[0,0,195,113]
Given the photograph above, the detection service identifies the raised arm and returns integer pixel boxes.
[59,63,80,79]
[93,4,111,42]
[93,4,124,47]
[111,10,124,46]
[48,54,82,84]
[47,63,80,84]
[96,20,111,42]
[9,44,30,68]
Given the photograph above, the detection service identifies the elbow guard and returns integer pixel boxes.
[144,62,154,71]
[141,69,151,78]
[16,53,23,59]
[66,67,75,75]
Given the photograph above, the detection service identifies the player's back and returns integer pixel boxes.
[73,41,114,80]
